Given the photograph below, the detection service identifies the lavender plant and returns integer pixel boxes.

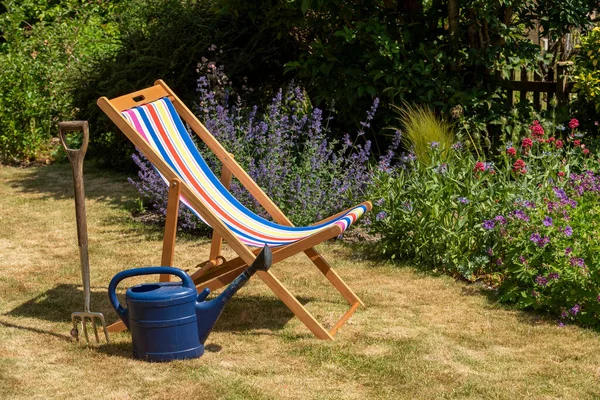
[129,57,396,230]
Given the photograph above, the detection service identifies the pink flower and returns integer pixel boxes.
[507,147,517,157]
[558,171,565,177]
[548,137,556,143]
[569,118,579,129]
[583,149,590,155]
[474,161,486,172]
[530,120,545,139]
[555,140,564,149]
[574,139,581,147]
[513,159,526,173]
[522,137,533,149]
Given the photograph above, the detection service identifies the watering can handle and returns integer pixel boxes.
[108,267,195,328]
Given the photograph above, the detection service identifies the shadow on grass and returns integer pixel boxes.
[6,284,116,323]
[5,162,133,208]
[6,283,302,333]
[0,319,73,342]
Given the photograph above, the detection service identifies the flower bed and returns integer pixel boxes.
[370,118,600,327]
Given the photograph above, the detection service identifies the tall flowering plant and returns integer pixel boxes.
[129,58,397,229]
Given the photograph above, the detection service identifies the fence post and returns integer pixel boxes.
[556,61,573,107]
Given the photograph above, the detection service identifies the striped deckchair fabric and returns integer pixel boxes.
[98,80,370,340]
[121,97,367,248]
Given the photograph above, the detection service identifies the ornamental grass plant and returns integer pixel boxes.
[392,103,455,166]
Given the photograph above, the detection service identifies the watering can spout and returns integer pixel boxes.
[195,245,272,344]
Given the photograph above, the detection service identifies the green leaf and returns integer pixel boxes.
[301,0,310,14]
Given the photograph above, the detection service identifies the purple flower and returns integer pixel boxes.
[458,197,470,204]
[482,220,495,230]
[487,247,494,256]
[519,255,527,264]
[530,232,541,244]
[569,257,585,268]
[558,321,565,327]
[548,272,560,280]
[494,215,507,225]
[530,232,549,247]
[512,209,530,222]
[565,247,573,255]
[569,304,580,316]
[543,216,553,227]
[376,211,387,221]
[430,141,440,148]
[375,198,385,206]
[496,258,503,265]
[452,142,463,151]
[564,226,573,237]
[436,163,448,174]
[535,275,548,286]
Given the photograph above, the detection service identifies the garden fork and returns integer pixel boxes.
[59,121,109,344]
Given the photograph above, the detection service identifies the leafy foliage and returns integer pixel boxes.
[572,27,600,128]
[0,0,120,162]
[73,0,302,169]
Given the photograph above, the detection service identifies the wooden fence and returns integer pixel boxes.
[500,61,575,110]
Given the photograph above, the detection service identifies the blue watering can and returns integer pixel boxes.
[108,245,272,362]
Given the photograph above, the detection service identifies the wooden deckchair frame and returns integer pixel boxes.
[98,80,371,340]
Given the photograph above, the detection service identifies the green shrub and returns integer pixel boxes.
[572,26,600,129]
[73,0,301,169]
[0,0,120,162]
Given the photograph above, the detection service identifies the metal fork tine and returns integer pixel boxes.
[99,314,110,343]
[82,316,90,343]
[92,318,100,343]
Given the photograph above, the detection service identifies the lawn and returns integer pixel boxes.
[1,163,600,399]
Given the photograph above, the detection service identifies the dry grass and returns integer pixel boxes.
[1,163,600,399]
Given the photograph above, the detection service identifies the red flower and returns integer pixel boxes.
[530,120,545,139]
[512,159,526,173]
[583,149,590,155]
[474,161,486,172]
[558,171,565,177]
[548,137,556,143]
[555,140,564,149]
[569,118,579,129]
[522,137,533,149]
[507,147,517,157]
[574,139,581,147]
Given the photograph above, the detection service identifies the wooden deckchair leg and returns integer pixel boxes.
[208,155,234,267]
[160,178,182,282]
[256,270,334,340]
[304,247,365,307]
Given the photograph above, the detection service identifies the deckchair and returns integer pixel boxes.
[98,80,371,339]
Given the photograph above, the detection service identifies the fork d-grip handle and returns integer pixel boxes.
[58,121,89,248]
[59,121,91,312]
